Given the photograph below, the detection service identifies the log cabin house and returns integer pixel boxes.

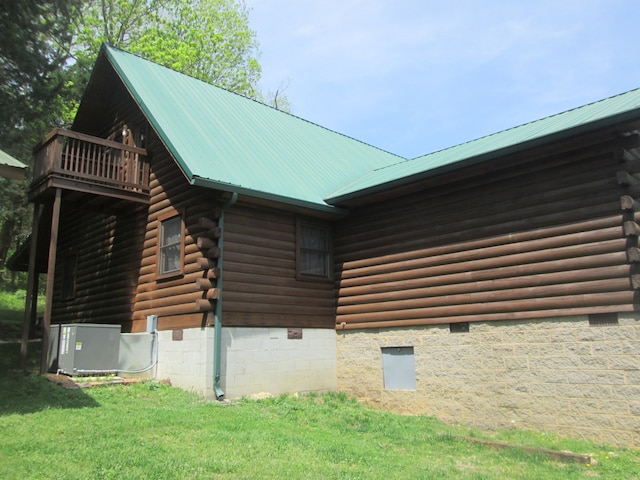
[16,45,640,446]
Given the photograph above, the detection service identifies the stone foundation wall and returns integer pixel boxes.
[336,314,640,447]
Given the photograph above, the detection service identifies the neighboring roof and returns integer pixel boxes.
[326,87,640,203]
[0,148,27,180]
[100,45,405,213]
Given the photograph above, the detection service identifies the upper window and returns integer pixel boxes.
[158,212,184,278]
[297,220,331,280]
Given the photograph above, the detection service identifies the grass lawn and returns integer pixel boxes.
[0,291,638,479]
[0,288,44,340]
[0,343,639,479]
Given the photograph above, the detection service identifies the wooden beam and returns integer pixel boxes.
[197,237,216,250]
[206,268,220,279]
[195,299,214,311]
[631,274,640,289]
[617,170,640,187]
[341,226,624,281]
[198,217,218,229]
[197,257,217,270]
[336,291,635,325]
[19,203,41,369]
[40,188,62,374]
[615,147,640,163]
[627,247,640,263]
[195,278,215,291]
[339,238,626,288]
[338,264,631,306]
[336,278,632,316]
[205,288,220,300]
[624,221,640,236]
[620,195,640,211]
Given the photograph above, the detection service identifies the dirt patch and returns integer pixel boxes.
[45,373,142,389]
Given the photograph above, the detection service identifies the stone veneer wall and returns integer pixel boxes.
[336,314,640,447]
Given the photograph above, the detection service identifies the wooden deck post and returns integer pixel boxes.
[19,203,41,370]
[40,188,62,374]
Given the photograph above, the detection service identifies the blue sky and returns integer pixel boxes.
[248,0,640,159]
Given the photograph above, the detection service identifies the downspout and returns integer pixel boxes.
[213,192,237,400]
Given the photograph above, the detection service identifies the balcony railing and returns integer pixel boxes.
[31,128,150,200]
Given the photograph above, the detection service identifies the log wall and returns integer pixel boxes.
[334,133,640,329]
[223,204,335,328]
[129,128,223,331]
[50,75,149,329]
[52,204,145,328]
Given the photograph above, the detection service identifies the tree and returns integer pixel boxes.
[0,1,79,133]
[72,0,262,98]
[0,0,289,287]
[0,0,81,286]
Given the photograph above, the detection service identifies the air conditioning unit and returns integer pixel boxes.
[50,324,121,375]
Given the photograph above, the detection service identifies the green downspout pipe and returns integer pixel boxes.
[213,192,237,400]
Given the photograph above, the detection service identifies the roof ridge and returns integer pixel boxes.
[411,85,640,161]
[103,44,407,162]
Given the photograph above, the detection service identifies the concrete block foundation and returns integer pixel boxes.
[156,326,336,400]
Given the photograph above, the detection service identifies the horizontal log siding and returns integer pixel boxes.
[334,139,639,329]
[50,79,149,329]
[222,204,335,328]
[129,129,224,331]
[52,204,145,328]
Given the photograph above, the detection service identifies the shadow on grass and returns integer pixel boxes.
[0,342,100,415]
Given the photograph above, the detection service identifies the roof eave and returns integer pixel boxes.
[326,108,640,205]
[0,165,27,181]
[191,176,349,217]
[102,45,196,179]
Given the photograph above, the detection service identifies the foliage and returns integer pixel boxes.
[0,344,638,479]
[0,0,81,134]
[0,0,82,286]
[72,0,262,99]
[0,0,289,289]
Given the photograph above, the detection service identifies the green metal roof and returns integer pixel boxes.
[102,45,404,214]
[0,148,27,180]
[96,46,640,211]
[326,87,640,203]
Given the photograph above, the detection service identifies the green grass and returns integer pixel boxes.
[0,289,29,323]
[0,291,638,479]
[0,288,45,340]
[0,343,639,479]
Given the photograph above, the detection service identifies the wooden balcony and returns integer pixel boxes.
[29,128,150,204]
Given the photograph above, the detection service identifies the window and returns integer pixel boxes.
[297,220,331,279]
[158,212,184,278]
